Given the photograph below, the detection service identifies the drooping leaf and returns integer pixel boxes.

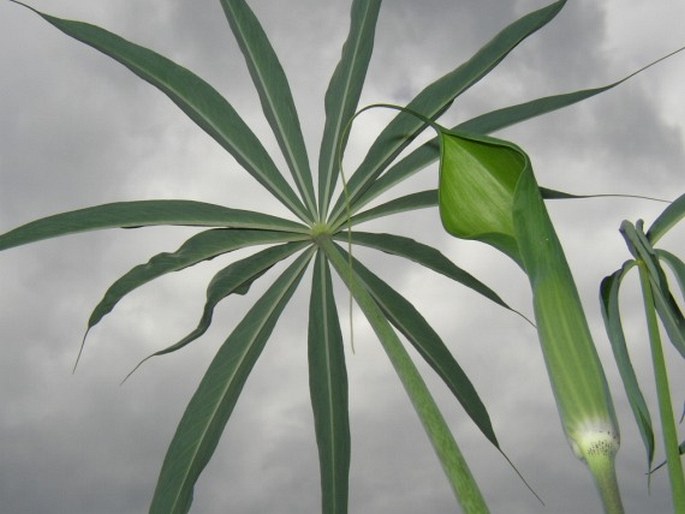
[621,221,685,358]
[220,0,316,214]
[657,249,685,298]
[86,230,307,335]
[0,200,308,251]
[318,0,382,216]
[149,249,313,514]
[328,0,568,224]
[13,1,311,222]
[647,192,685,244]
[308,250,350,514]
[123,241,309,381]
[600,263,655,469]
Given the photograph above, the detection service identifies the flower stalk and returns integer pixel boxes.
[438,130,623,512]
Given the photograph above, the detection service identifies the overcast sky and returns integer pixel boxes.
[1,1,684,513]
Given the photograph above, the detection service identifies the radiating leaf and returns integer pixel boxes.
[308,250,350,514]
[347,253,498,447]
[329,0,567,223]
[351,50,684,214]
[86,230,306,335]
[0,200,308,251]
[349,187,641,227]
[647,192,685,244]
[600,263,655,469]
[220,0,316,214]
[149,249,313,514]
[14,1,311,222]
[318,0,382,216]
[321,238,490,512]
[349,190,438,226]
[338,231,518,317]
[124,241,309,380]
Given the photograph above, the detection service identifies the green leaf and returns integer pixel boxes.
[621,222,685,358]
[651,440,685,473]
[0,200,308,251]
[14,1,311,222]
[647,192,685,244]
[657,249,685,299]
[318,0,382,216]
[352,50,684,213]
[458,46,685,135]
[321,238,490,513]
[220,0,316,215]
[85,230,307,337]
[338,231,519,317]
[348,187,638,228]
[329,0,568,224]
[123,241,309,380]
[600,263,655,469]
[349,190,438,226]
[149,249,313,514]
[348,253,499,448]
[308,251,350,514]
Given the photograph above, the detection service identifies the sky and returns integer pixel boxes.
[0,0,684,513]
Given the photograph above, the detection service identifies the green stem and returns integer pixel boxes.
[584,452,624,514]
[638,261,685,511]
[319,236,490,514]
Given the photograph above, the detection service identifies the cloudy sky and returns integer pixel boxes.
[1,0,684,513]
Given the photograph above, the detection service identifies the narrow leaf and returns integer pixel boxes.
[348,253,499,447]
[647,192,685,244]
[318,0,382,216]
[351,50,684,214]
[86,230,306,335]
[320,238,490,513]
[337,231,520,317]
[0,200,308,251]
[308,251,350,514]
[149,249,312,514]
[600,263,655,469]
[329,0,568,222]
[220,0,316,214]
[124,241,309,380]
[621,222,685,358]
[657,249,685,298]
[13,1,311,222]
[349,190,438,226]
[348,187,641,228]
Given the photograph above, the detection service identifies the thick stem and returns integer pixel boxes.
[584,452,624,514]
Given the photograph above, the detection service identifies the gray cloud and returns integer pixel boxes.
[1,1,684,513]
